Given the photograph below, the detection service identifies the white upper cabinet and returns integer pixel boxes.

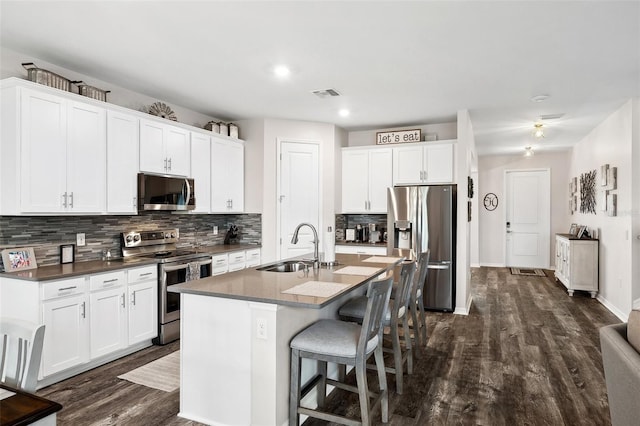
[66,101,107,213]
[0,86,106,214]
[342,147,392,213]
[211,136,244,213]
[106,111,139,214]
[393,141,454,185]
[139,118,190,176]
[190,132,212,213]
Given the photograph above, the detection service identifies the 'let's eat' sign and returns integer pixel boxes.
[376,129,421,145]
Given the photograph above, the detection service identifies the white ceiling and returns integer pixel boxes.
[1,1,638,155]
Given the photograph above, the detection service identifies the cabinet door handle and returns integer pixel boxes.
[168,158,172,171]
[102,278,118,286]
[62,192,68,208]
[69,192,74,208]
[81,301,86,318]
[131,291,136,306]
[139,272,153,277]
[121,293,126,308]
[133,196,137,209]
[58,286,77,293]
[164,158,168,171]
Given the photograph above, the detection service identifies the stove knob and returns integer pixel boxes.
[165,232,171,239]
[126,235,133,243]
[133,234,140,242]
[171,232,176,238]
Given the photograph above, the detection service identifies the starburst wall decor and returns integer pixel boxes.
[580,170,597,214]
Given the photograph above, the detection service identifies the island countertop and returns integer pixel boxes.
[168,253,403,308]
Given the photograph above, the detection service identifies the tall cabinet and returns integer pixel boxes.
[554,234,599,298]
[211,136,244,213]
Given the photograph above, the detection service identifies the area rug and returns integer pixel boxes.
[118,351,180,392]
[510,267,546,277]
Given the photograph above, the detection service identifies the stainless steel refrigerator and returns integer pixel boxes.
[387,185,456,311]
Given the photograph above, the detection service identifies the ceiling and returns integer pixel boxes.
[1,1,638,156]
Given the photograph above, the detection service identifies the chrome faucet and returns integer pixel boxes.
[291,223,319,269]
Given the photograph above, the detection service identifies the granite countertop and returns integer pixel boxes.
[0,243,261,282]
[169,252,404,308]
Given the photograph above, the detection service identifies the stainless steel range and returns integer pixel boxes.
[122,228,212,345]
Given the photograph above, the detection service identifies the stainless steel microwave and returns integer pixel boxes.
[137,173,196,211]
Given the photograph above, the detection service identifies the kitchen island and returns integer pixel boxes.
[169,253,403,426]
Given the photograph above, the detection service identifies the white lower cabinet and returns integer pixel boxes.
[0,265,158,386]
[89,271,127,359]
[212,253,229,276]
[245,248,261,268]
[42,289,90,377]
[127,266,158,345]
[228,251,246,272]
[335,244,388,256]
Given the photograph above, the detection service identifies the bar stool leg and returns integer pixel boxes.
[374,344,389,423]
[403,315,413,375]
[317,360,327,408]
[355,355,371,426]
[289,349,301,426]
[410,303,423,355]
[390,323,404,395]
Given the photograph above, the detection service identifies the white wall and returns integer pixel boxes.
[1,46,218,128]
[632,98,640,308]
[455,110,477,315]
[236,119,265,215]
[254,118,339,263]
[477,151,572,267]
[347,122,457,147]
[569,100,635,320]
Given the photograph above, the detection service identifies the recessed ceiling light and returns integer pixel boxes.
[524,146,534,157]
[339,109,350,117]
[273,65,290,78]
[530,94,550,103]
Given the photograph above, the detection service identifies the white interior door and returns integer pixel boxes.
[278,141,320,259]
[505,169,550,268]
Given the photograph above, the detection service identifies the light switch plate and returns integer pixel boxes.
[76,233,86,247]
[213,226,218,235]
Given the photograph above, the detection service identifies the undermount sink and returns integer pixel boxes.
[257,260,307,273]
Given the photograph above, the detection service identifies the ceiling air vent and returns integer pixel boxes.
[539,113,565,121]
[311,88,341,98]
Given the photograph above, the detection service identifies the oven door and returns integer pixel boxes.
[159,262,189,324]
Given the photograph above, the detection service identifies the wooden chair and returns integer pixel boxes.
[409,250,430,354]
[339,260,416,395]
[0,317,45,392]
[289,276,393,426]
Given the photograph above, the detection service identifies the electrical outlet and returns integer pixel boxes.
[213,225,218,235]
[76,233,86,247]
[256,318,267,340]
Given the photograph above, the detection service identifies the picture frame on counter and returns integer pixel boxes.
[569,223,578,236]
[60,244,75,264]
[577,225,588,239]
[1,246,38,271]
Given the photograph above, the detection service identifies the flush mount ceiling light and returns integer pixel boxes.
[530,94,550,103]
[533,122,545,138]
[524,146,534,157]
[338,109,350,117]
[273,65,290,78]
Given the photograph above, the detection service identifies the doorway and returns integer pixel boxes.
[505,169,550,268]
[277,140,320,260]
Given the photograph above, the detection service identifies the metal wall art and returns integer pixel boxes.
[147,102,177,121]
[569,177,578,215]
[579,170,597,214]
[600,164,618,216]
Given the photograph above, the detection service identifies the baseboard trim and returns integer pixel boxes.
[479,262,506,268]
[596,295,628,322]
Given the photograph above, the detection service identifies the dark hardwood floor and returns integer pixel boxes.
[37,267,620,425]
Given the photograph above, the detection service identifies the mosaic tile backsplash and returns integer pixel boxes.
[0,212,261,271]
[335,214,387,241]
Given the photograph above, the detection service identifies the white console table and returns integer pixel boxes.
[554,233,599,297]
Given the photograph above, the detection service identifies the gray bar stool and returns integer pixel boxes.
[339,260,416,395]
[289,276,393,426]
[409,250,430,354]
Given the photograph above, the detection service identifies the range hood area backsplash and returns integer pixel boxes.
[0,213,261,272]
